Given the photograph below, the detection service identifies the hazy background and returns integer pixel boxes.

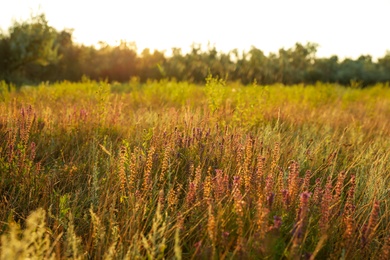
[1,0,390,59]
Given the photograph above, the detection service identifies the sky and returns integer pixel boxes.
[1,0,390,59]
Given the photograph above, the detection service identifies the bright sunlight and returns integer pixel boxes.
[1,0,390,58]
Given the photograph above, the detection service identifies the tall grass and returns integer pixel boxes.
[0,79,389,259]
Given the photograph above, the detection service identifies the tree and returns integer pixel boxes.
[276,43,318,84]
[0,13,59,83]
[138,48,166,81]
[378,52,390,82]
[0,31,11,77]
[165,48,186,81]
[307,56,339,83]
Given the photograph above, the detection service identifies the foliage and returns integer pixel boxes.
[0,14,58,84]
[1,79,390,259]
[1,14,390,86]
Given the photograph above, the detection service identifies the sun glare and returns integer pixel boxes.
[1,0,389,58]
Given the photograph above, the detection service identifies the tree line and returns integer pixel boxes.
[1,14,390,86]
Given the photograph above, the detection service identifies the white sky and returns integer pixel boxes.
[1,0,389,59]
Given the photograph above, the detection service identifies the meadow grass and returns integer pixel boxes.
[0,78,390,259]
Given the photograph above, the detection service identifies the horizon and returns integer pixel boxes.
[1,0,390,60]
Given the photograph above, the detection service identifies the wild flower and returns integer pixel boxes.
[380,235,390,260]
[128,151,137,192]
[243,137,253,193]
[265,174,275,209]
[214,169,228,201]
[362,200,380,248]
[207,204,217,246]
[118,145,127,194]
[293,192,311,245]
[168,186,178,210]
[185,182,196,207]
[19,105,34,146]
[203,167,213,205]
[343,175,356,241]
[320,176,333,232]
[287,161,300,207]
[255,155,266,190]
[1,80,389,259]
[270,215,282,231]
[302,170,311,192]
[142,146,155,194]
[158,189,165,208]
[334,170,346,204]
[312,178,322,205]
[255,196,270,241]
[160,142,172,182]
[271,142,280,171]
[233,176,245,251]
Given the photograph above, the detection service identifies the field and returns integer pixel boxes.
[1,78,390,259]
